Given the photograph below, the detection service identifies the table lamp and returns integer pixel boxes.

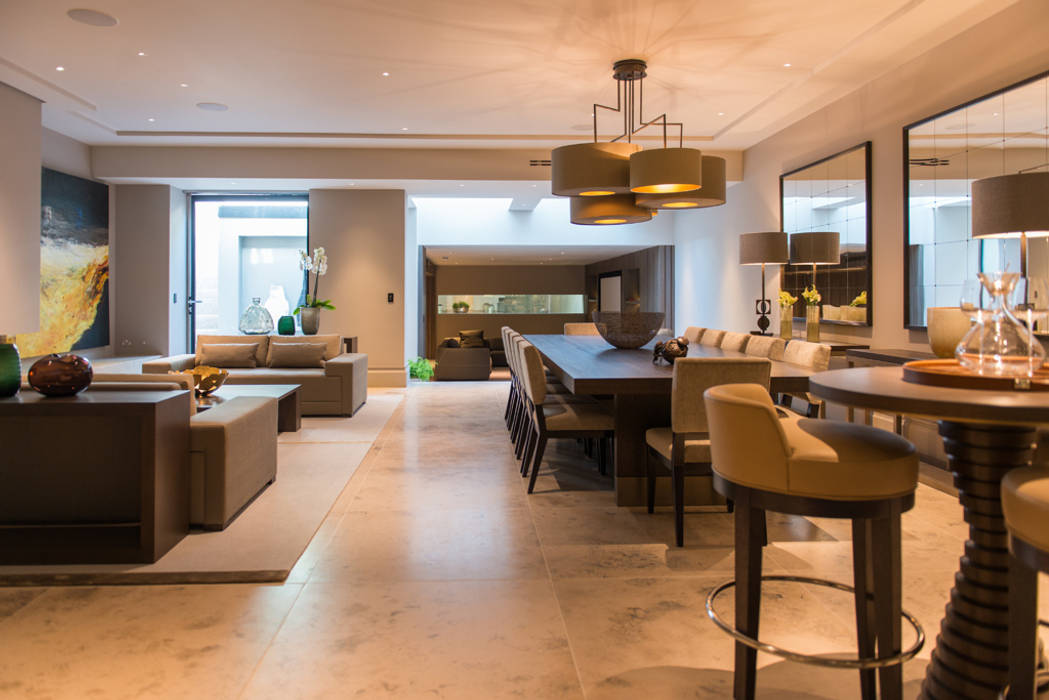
[789,231,841,287]
[972,172,1049,277]
[739,232,789,335]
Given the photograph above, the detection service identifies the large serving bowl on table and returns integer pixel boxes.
[592,311,665,349]
[173,365,229,396]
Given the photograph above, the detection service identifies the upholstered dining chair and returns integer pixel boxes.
[564,322,600,335]
[719,331,751,353]
[704,383,921,700]
[781,339,832,417]
[683,326,705,344]
[519,341,614,494]
[700,329,725,347]
[645,357,771,546]
[743,336,786,361]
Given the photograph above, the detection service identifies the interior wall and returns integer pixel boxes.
[675,0,1049,348]
[168,188,188,355]
[404,206,419,365]
[585,246,674,330]
[0,82,41,335]
[308,189,406,386]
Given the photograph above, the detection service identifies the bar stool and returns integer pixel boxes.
[1002,466,1049,699]
[645,357,771,547]
[703,383,924,700]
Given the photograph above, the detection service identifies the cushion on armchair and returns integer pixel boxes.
[197,343,259,368]
[459,329,488,348]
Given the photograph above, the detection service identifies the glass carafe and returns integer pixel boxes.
[955,272,1045,377]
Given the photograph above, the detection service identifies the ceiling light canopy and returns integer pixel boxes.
[570,195,652,225]
[66,8,118,26]
[551,58,723,225]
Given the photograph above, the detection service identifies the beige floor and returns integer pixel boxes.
[0,381,1045,699]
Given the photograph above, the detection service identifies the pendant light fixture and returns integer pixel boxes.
[551,59,722,225]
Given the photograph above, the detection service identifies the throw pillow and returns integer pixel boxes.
[459,329,486,348]
[197,343,259,368]
[267,342,327,368]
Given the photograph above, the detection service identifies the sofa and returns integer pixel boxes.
[143,334,367,416]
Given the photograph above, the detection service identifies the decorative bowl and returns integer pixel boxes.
[174,366,229,395]
[28,353,93,396]
[592,311,666,349]
[927,307,973,358]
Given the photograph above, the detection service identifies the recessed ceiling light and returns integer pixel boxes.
[458,184,465,187]
[783,63,792,68]
[531,184,538,188]
[137,51,147,57]
[197,102,229,112]
[147,117,155,122]
[993,112,999,117]
[400,127,408,130]
[230,181,237,185]
[55,66,65,71]
[179,83,188,88]
[382,72,390,77]
[560,251,565,255]
[67,9,118,26]
[717,111,725,116]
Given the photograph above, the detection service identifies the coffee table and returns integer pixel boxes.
[197,383,301,432]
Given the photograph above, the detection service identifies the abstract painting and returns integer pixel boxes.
[16,168,109,356]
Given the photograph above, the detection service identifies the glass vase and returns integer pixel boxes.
[779,305,793,340]
[239,297,274,335]
[806,305,820,342]
[956,272,1045,377]
[300,307,320,335]
[0,336,20,397]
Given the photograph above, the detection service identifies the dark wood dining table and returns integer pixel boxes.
[524,334,812,506]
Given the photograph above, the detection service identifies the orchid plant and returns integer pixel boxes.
[294,247,336,313]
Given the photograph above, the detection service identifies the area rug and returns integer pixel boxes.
[0,390,405,586]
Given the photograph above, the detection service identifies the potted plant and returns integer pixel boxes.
[778,290,797,341]
[802,285,822,341]
[408,356,435,381]
[294,247,335,335]
[452,301,470,314]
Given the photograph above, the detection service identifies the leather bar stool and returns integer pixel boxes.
[703,383,924,700]
[1002,466,1049,699]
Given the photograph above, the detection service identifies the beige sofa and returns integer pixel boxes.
[143,334,367,416]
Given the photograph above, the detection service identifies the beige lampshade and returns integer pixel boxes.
[739,232,789,265]
[570,195,653,225]
[789,231,840,264]
[551,142,642,196]
[629,147,702,194]
[635,156,727,209]
[971,172,1049,239]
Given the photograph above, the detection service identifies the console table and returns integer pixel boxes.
[0,390,191,564]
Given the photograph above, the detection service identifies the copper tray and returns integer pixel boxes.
[902,359,1049,392]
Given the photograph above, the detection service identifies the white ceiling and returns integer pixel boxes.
[424,245,648,266]
[0,0,1019,151]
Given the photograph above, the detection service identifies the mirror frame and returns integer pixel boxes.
[902,68,1049,330]
[779,141,873,326]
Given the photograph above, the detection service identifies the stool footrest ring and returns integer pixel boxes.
[705,574,925,670]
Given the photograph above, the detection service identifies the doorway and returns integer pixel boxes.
[188,194,309,342]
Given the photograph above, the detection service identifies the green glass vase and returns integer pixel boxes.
[277,315,296,335]
[0,337,21,397]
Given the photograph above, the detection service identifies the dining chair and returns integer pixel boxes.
[780,340,831,417]
[700,329,725,347]
[519,341,614,494]
[645,357,771,546]
[743,336,786,361]
[683,327,705,344]
[704,383,922,700]
[564,322,600,336]
[1002,465,1049,700]
[719,331,750,353]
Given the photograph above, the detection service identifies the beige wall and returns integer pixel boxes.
[308,189,407,386]
[113,184,186,355]
[674,0,1049,350]
[585,246,674,328]
[0,82,41,334]
[435,264,585,295]
[41,127,91,180]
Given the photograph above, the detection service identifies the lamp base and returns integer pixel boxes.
[753,298,772,336]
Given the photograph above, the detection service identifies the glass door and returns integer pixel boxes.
[188,194,309,342]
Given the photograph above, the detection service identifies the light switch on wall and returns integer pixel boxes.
[388,292,395,303]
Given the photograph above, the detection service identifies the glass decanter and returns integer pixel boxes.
[239,297,274,335]
[955,272,1045,377]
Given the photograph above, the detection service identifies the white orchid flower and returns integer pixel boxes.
[317,261,328,276]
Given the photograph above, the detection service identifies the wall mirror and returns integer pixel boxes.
[904,71,1049,329]
[781,142,872,325]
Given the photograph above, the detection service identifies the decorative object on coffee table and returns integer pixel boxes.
[27,353,93,396]
[652,336,689,364]
[238,297,274,335]
[956,271,1045,377]
[739,231,788,335]
[802,285,821,342]
[277,315,296,335]
[0,335,20,398]
[926,306,971,358]
[778,291,797,341]
[175,365,229,396]
[592,311,665,349]
[294,247,335,336]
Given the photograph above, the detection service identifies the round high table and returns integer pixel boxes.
[809,366,1049,700]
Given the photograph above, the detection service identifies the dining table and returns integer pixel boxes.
[809,366,1049,700]
[524,334,812,507]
